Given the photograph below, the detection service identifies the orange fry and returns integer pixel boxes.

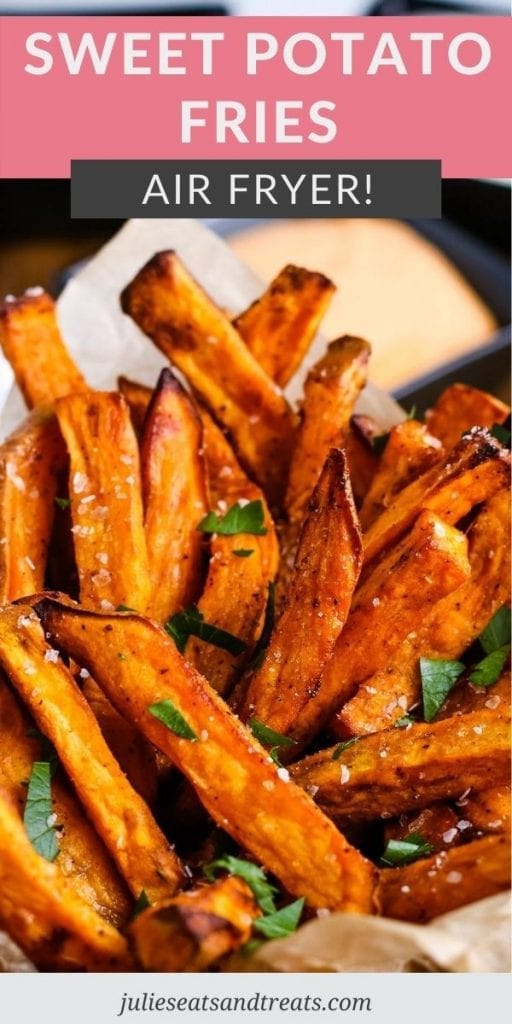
[426,382,510,450]
[359,419,443,530]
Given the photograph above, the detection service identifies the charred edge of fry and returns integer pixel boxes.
[117,376,153,434]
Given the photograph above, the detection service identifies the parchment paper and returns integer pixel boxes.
[0,219,509,973]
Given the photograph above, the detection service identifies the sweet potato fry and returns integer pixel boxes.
[437,671,510,720]
[285,336,371,526]
[0,410,67,604]
[384,806,462,854]
[130,876,259,972]
[426,382,510,450]
[340,490,511,737]
[463,786,511,836]
[0,605,184,903]
[120,252,296,505]
[0,291,87,409]
[186,410,279,695]
[82,677,158,807]
[233,265,335,388]
[55,391,150,612]
[359,420,443,530]
[362,428,510,569]
[292,706,511,824]
[342,417,379,507]
[118,376,152,434]
[140,368,208,622]
[0,790,130,971]
[240,449,362,752]
[322,511,470,729]
[378,834,511,923]
[0,671,131,927]
[36,599,376,913]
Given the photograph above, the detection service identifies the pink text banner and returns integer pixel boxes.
[0,15,510,178]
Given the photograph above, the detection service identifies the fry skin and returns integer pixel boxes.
[0,672,131,928]
[120,251,296,505]
[130,876,259,972]
[140,368,208,622]
[359,419,443,530]
[362,428,510,570]
[292,705,511,824]
[55,391,150,612]
[36,599,377,913]
[426,383,510,450]
[0,291,88,409]
[285,336,371,526]
[342,417,379,507]
[322,511,470,731]
[241,449,362,752]
[378,834,511,923]
[463,786,511,836]
[233,264,335,388]
[0,410,66,604]
[0,605,184,903]
[0,789,131,971]
[339,490,511,736]
[186,410,279,695]
[118,375,153,434]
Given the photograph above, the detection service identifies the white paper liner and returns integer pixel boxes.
[0,219,509,973]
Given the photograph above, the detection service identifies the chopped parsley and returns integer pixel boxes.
[197,500,267,537]
[394,714,416,729]
[116,604,136,613]
[54,496,71,510]
[165,605,247,657]
[469,647,510,687]
[332,737,360,760]
[420,657,465,722]
[479,606,511,656]
[380,833,433,867]
[148,700,197,741]
[233,549,254,558]
[249,719,296,765]
[23,761,59,862]
[253,898,305,940]
[204,855,278,915]
[132,889,151,919]
[490,422,511,447]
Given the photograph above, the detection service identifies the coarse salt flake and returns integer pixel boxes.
[277,767,290,783]
[262,779,275,791]
[400,885,410,894]
[6,463,26,491]
[446,871,463,884]
[44,649,60,664]
[340,765,350,784]
[72,472,89,494]
[442,828,458,844]
[200,730,209,742]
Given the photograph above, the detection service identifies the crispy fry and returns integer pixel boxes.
[233,265,335,388]
[140,368,208,622]
[292,706,510,824]
[342,418,379,506]
[36,599,377,913]
[0,292,87,409]
[426,383,510,450]
[378,834,511,923]
[322,512,470,731]
[55,391,150,612]
[285,336,371,526]
[241,449,362,752]
[0,672,131,928]
[118,375,153,433]
[359,420,443,530]
[463,786,511,835]
[82,677,158,807]
[339,490,511,737]
[0,605,184,903]
[0,410,67,604]
[120,252,296,504]
[437,671,510,720]
[362,428,510,569]
[130,876,259,972]
[384,806,462,854]
[186,410,279,695]
[0,789,130,971]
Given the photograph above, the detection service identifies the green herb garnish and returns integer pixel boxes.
[420,657,465,722]
[198,500,267,537]
[479,606,511,655]
[253,898,305,940]
[165,605,247,657]
[23,761,59,861]
[249,719,296,765]
[233,549,254,558]
[332,737,360,760]
[132,890,151,919]
[394,714,415,729]
[116,604,136,613]
[380,833,433,867]
[490,422,511,447]
[469,646,510,687]
[54,496,71,510]
[148,700,197,741]
[203,855,278,915]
